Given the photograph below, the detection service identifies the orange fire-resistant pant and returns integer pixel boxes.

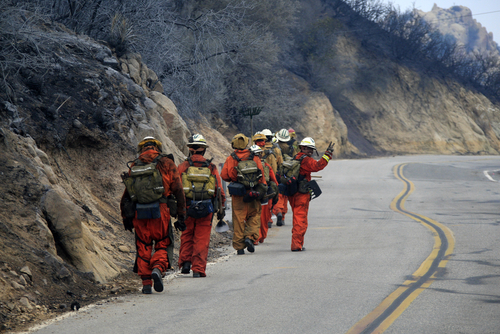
[232,195,261,250]
[273,193,289,219]
[258,201,272,243]
[178,213,213,277]
[133,203,171,286]
[289,192,311,250]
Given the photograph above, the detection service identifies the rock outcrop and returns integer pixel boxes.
[287,77,356,156]
[417,5,499,55]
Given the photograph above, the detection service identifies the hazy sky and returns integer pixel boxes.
[382,1,500,44]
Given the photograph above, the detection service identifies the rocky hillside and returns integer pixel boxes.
[325,33,500,155]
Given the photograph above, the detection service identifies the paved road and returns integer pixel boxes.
[25,156,500,334]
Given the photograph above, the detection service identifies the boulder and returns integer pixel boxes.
[41,189,120,283]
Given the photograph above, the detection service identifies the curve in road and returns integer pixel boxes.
[346,163,455,334]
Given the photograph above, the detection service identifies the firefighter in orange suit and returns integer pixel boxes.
[289,137,333,251]
[177,134,225,277]
[120,136,186,294]
[249,144,278,244]
[221,134,267,255]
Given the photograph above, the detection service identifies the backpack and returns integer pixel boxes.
[279,142,293,161]
[123,155,166,204]
[263,148,276,160]
[278,155,306,184]
[262,163,270,183]
[231,152,262,189]
[277,154,307,196]
[181,157,217,200]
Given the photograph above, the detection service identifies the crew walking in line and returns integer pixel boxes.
[120,136,186,294]
[221,134,267,254]
[177,134,226,277]
[289,137,333,251]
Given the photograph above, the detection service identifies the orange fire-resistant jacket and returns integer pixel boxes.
[296,152,329,181]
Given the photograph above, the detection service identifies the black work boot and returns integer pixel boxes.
[142,285,152,294]
[151,268,164,292]
[193,271,201,278]
[237,249,245,255]
[277,213,283,226]
[268,221,272,228]
[181,261,191,274]
[244,238,255,253]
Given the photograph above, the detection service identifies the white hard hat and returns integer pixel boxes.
[261,129,273,137]
[276,129,290,142]
[187,133,208,147]
[299,137,316,149]
[250,145,263,154]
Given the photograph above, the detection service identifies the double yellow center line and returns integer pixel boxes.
[346,163,455,334]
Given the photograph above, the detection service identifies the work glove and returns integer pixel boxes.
[174,215,186,231]
[217,208,226,220]
[249,191,260,199]
[286,177,296,185]
[123,217,134,232]
[323,142,335,161]
[243,191,260,203]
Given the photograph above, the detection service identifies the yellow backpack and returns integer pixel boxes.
[181,158,216,200]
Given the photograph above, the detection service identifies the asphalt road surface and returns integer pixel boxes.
[25,155,500,334]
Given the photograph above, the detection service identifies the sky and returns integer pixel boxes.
[382,0,500,44]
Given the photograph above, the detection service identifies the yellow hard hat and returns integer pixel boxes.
[253,133,267,142]
[138,136,163,152]
[231,133,249,150]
